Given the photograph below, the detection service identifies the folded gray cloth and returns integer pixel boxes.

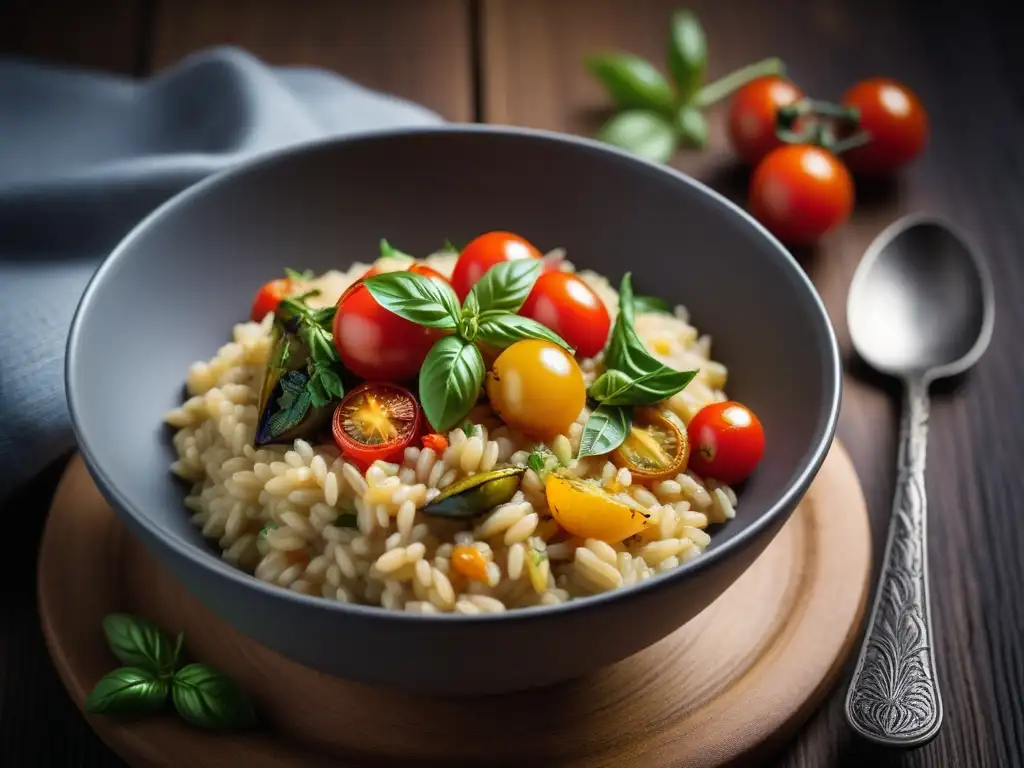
[0,46,443,501]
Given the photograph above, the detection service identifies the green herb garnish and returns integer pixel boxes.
[277,295,344,409]
[587,10,783,160]
[633,294,673,315]
[527,446,561,477]
[364,259,572,432]
[442,238,460,253]
[576,273,698,459]
[379,238,414,262]
[86,614,255,731]
[284,267,315,282]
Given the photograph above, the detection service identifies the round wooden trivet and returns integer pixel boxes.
[39,442,870,768]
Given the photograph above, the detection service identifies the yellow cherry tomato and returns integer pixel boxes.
[545,474,649,543]
[485,339,585,439]
[611,407,690,482]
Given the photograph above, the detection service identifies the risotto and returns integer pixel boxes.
[164,232,765,614]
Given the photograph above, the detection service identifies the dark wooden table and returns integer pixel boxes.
[3,0,1022,765]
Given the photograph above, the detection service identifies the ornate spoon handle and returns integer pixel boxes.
[844,377,943,747]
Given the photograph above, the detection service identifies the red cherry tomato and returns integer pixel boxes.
[728,76,805,166]
[250,278,294,322]
[686,401,765,485]
[749,144,854,245]
[519,272,611,358]
[450,231,543,301]
[332,277,443,382]
[841,78,928,177]
[362,261,447,283]
[332,382,423,469]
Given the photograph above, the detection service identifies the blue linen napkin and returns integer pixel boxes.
[0,46,444,502]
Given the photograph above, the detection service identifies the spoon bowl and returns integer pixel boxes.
[847,215,995,382]
[844,213,994,747]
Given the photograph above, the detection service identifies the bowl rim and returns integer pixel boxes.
[66,123,842,626]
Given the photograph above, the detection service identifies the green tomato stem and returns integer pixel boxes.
[690,57,784,108]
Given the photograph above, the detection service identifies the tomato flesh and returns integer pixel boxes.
[450,231,543,301]
[749,145,853,245]
[333,268,448,381]
[686,401,765,485]
[728,76,805,166]
[332,382,422,468]
[519,272,611,358]
[251,278,293,322]
[841,78,928,177]
[612,408,689,482]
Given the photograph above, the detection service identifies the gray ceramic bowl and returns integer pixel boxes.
[67,125,841,696]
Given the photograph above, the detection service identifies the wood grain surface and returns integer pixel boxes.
[2,0,1024,765]
[39,448,869,768]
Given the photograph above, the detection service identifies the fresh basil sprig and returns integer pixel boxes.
[277,292,345,409]
[86,614,256,731]
[363,259,573,432]
[587,10,784,160]
[576,273,698,459]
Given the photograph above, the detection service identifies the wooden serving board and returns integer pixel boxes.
[38,442,871,768]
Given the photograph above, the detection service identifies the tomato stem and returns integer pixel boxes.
[690,57,784,108]
[774,98,865,153]
[830,130,873,154]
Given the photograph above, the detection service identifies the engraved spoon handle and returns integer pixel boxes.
[844,377,943,747]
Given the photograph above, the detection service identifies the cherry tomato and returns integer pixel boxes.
[485,339,585,439]
[749,145,854,245]
[545,474,648,543]
[686,401,765,485]
[519,272,611,358]
[611,408,690,482]
[728,76,805,166]
[841,78,928,177]
[362,261,447,284]
[450,231,543,301]
[333,277,443,381]
[250,278,294,322]
[331,382,423,469]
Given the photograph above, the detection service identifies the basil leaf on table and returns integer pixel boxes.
[477,313,573,352]
[676,105,709,149]
[585,54,675,114]
[466,258,542,314]
[577,404,632,459]
[597,111,677,163]
[364,271,461,329]
[632,294,673,315]
[667,10,707,103]
[419,336,486,433]
[102,614,177,675]
[172,663,256,731]
[589,366,698,406]
[86,667,169,716]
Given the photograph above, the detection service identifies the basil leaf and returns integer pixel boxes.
[419,336,486,433]
[266,370,313,437]
[86,667,169,716]
[442,238,460,253]
[172,663,256,731]
[102,614,176,675]
[379,238,413,261]
[617,271,637,329]
[597,110,677,164]
[577,405,631,459]
[589,366,698,406]
[259,522,278,539]
[364,271,460,329]
[633,294,673,315]
[668,10,707,103]
[461,289,480,319]
[466,258,542,315]
[676,105,709,149]
[284,267,315,282]
[477,313,573,352]
[586,54,674,114]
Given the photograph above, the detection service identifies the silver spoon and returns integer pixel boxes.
[843,214,994,747]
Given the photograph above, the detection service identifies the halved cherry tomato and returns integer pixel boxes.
[250,278,294,322]
[728,76,805,166]
[519,272,611,358]
[450,231,543,301]
[686,401,765,485]
[332,382,423,469]
[841,78,928,177]
[611,407,690,482]
[545,474,649,543]
[749,144,854,245]
[485,339,585,439]
[332,268,449,381]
